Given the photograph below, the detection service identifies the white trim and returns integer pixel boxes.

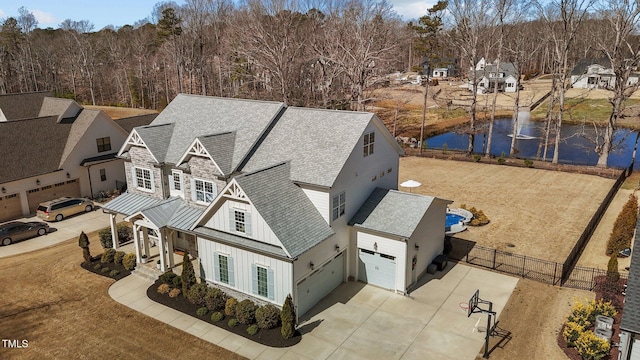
[192,177,217,205]
[176,138,224,174]
[118,129,160,163]
[133,166,154,193]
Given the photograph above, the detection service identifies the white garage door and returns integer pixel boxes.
[358,249,396,290]
[297,252,344,317]
[631,339,640,360]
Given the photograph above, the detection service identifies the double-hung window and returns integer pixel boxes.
[96,137,111,152]
[332,192,346,220]
[363,131,375,157]
[229,209,251,236]
[214,253,234,286]
[193,179,215,203]
[252,264,274,300]
[134,167,153,191]
[170,170,183,196]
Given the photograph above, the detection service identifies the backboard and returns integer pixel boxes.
[468,289,479,317]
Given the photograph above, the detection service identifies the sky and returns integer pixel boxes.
[0,0,438,31]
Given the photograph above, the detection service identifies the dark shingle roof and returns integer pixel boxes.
[234,162,334,258]
[571,58,611,76]
[0,91,52,120]
[349,188,447,238]
[115,114,157,133]
[0,116,72,183]
[621,218,640,333]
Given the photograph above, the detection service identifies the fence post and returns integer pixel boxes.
[522,256,526,277]
[465,242,469,263]
[492,249,497,269]
[591,267,596,291]
[553,263,558,285]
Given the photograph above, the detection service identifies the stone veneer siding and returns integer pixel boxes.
[126,146,164,198]
[183,156,227,207]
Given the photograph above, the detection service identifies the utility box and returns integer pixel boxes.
[433,255,448,271]
[594,328,613,341]
[426,263,438,275]
[595,315,614,330]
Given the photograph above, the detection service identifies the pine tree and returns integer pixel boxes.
[280,294,296,339]
[78,231,91,263]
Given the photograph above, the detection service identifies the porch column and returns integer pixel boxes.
[158,229,166,272]
[110,214,119,250]
[143,228,150,258]
[133,223,141,263]
[167,232,175,268]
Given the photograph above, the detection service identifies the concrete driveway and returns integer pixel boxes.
[0,208,117,258]
[110,262,518,360]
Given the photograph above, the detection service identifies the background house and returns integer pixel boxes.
[421,57,460,79]
[104,95,451,318]
[0,91,155,222]
[469,57,519,93]
[570,58,640,89]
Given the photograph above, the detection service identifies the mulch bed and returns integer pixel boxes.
[557,276,627,360]
[147,280,301,347]
[80,257,131,281]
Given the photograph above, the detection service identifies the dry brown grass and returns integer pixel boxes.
[85,105,158,120]
[0,231,245,360]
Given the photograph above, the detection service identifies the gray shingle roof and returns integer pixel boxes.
[349,188,446,238]
[0,91,52,120]
[135,123,175,163]
[571,58,611,76]
[621,218,640,333]
[242,107,377,187]
[234,162,334,258]
[115,113,157,133]
[198,132,235,175]
[0,116,72,183]
[141,94,285,172]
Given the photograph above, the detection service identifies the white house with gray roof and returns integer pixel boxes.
[103,94,451,317]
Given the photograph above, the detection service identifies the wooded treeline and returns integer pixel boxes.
[0,0,625,112]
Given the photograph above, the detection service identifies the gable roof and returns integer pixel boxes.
[134,123,175,163]
[114,113,157,133]
[0,116,72,183]
[198,132,236,175]
[233,162,334,258]
[136,94,285,174]
[349,188,450,238]
[571,58,611,76]
[39,97,82,122]
[242,107,393,187]
[621,218,640,334]
[0,91,52,121]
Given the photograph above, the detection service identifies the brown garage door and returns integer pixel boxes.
[27,179,81,213]
[0,193,23,222]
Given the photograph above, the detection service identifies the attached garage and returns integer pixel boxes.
[27,179,81,213]
[0,193,23,222]
[631,339,640,360]
[297,251,344,316]
[358,249,396,290]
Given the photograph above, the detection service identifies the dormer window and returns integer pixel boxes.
[363,131,375,157]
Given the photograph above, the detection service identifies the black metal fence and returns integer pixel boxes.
[449,238,627,291]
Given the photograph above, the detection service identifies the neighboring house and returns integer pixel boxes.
[0,92,156,222]
[421,57,460,79]
[103,94,451,318]
[618,218,640,360]
[468,57,519,93]
[570,58,640,89]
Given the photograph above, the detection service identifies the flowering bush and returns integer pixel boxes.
[562,321,585,347]
[575,331,610,360]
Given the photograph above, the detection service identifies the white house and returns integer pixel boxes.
[0,92,155,222]
[570,58,640,89]
[103,94,451,318]
[469,57,519,94]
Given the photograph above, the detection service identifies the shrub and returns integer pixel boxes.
[524,159,534,168]
[235,299,258,325]
[122,253,136,270]
[196,307,208,316]
[606,193,638,255]
[114,251,126,265]
[225,297,238,317]
[101,249,116,263]
[181,250,196,296]
[205,287,228,312]
[442,143,448,154]
[256,304,281,329]
[99,224,133,249]
[281,294,296,339]
[562,321,584,347]
[607,253,620,283]
[159,271,178,285]
[186,283,209,307]
[99,228,112,249]
[211,312,225,322]
[473,154,481,162]
[575,330,610,360]
[228,318,238,327]
[78,232,91,262]
[247,324,259,336]
[157,283,171,294]
[101,267,110,273]
[94,263,102,270]
[109,270,120,277]
[497,157,506,165]
[172,276,182,288]
[168,288,181,298]
[567,298,617,329]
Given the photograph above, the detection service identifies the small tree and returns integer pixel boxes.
[181,249,196,296]
[78,231,91,263]
[607,253,620,283]
[281,294,296,339]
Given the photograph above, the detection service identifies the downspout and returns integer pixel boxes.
[86,165,94,199]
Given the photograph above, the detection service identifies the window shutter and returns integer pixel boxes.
[190,178,196,201]
[228,257,235,287]
[251,264,258,295]
[213,252,220,282]
[267,268,275,301]
[131,167,136,187]
[149,170,155,191]
[229,209,235,232]
[169,174,175,191]
[245,212,252,236]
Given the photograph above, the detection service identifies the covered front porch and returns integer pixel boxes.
[117,240,200,278]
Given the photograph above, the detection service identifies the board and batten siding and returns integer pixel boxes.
[356,231,407,292]
[205,199,283,248]
[301,186,330,224]
[198,237,292,305]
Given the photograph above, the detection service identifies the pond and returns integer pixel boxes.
[425,118,639,169]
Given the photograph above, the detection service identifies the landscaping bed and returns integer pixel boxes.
[80,257,131,281]
[147,280,301,347]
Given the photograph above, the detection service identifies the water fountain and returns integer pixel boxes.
[508,109,536,140]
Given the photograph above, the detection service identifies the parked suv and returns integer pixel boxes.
[36,197,94,222]
[0,221,49,246]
